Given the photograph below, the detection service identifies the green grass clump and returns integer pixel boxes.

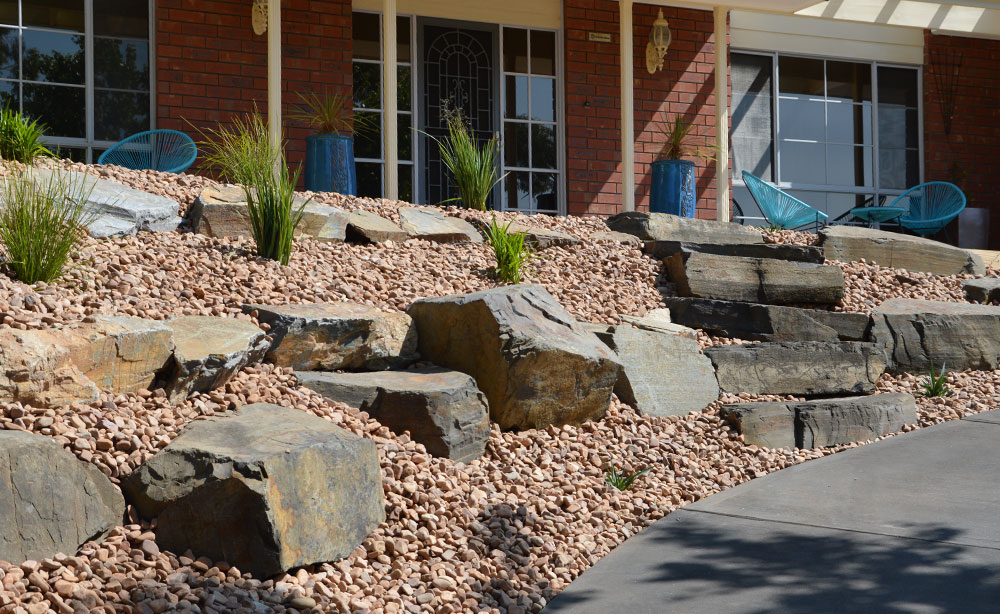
[197,111,278,187]
[0,170,95,284]
[0,107,52,164]
[435,107,503,211]
[484,215,534,284]
[605,462,652,491]
[923,361,951,398]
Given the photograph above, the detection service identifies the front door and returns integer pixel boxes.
[420,22,497,207]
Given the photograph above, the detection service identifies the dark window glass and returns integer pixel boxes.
[23,0,83,32]
[505,75,527,119]
[354,110,381,158]
[0,78,16,108]
[398,164,413,202]
[826,61,871,102]
[779,56,823,96]
[503,27,528,73]
[396,15,410,61]
[93,0,148,38]
[356,162,382,198]
[530,77,555,122]
[353,62,380,109]
[532,173,557,211]
[505,172,530,209]
[94,38,148,90]
[0,1,15,26]
[23,83,84,137]
[0,27,17,79]
[397,64,411,112]
[22,30,84,84]
[877,66,918,107]
[397,112,411,160]
[531,123,556,169]
[94,90,149,140]
[52,145,86,162]
[352,12,380,62]
[530,30,555,76]
[504,122,528,168]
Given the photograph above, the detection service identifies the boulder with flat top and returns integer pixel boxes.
[399,207,482,243]
[160,316,268,401]
[818,226,984,275]
[191,184,349,242]
[607,211,764,244]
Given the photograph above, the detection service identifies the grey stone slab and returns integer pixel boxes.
[794,393,917,448]
[644,240,825,263]
[962,278,1000,303]
[606,211,764,244]
[719,402,796,449]
[962,410,1000,425]
[398,207,482,243]
[666,297,870,342]
[819,225,985,276]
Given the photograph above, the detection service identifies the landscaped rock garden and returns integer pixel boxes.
[1,158,1000,614]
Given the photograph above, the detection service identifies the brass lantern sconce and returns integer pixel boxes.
[645,9,672,74]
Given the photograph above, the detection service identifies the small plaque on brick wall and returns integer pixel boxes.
[588,32,612,43]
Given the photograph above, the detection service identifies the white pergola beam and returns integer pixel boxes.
[714,6,730,222]
[620,0,636,212]
[267,0,282,163]
[382,0,399,200]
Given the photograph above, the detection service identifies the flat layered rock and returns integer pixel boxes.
[819,226,985,276]
[963,278,1000,303]
[871,298,1000,373]
[721,393,916,449]
[592,323,718,417]
[0,329,99,406]
[591,230,642,246]
[297,368,490,462]
[244,302,418,371]
[191,185,348,242]
[705,341,888,396]
[666,252,845,305]
[123,403,384,578]
[507,224,580,250]
[64,316,174,393]
[1,431,124,563]
[666,298,871,342]
[607,211,763,244]
[347,210,408,243]
[398,207,482,243]
[161,316,268,401]
[407,284,621,430]
[644,240,825,263]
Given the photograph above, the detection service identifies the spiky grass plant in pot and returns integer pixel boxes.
[289,91,369,195]
[650,114,715,218]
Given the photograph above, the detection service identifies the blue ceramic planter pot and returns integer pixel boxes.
[305,134,357,195]
[650,159,696,218]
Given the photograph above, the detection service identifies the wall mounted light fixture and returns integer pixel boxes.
[645,9,672,74]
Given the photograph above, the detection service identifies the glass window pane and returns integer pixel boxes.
[505,172,530,210]
[879,104,918,149]
[0,27,17,79]
[398,164,413,203]
[23,83,84,137]
[532,173,558,211]
[396,15,410,61]
[778,97,824,141]
[531,123,556,170]
[530,77,555,122]
[878,66,918,107]
[503,28,528,73]
[51,145,86,162]
[826,144,872,187]
[732,53,774,181]
[93,0,148,38]
[352,12,380,62]
[0,1,15,26]
[94,38,149,90]
[504,122,529,168]
[23,0,84,32]
[354,110,381,159]
[23,30,84,84]
[778,140,825,185]
[353,62,380,109]
[826,102,871,145]
[0,79,16,109]
[356,162,383,199]
[826,60,871,102]
[779,56,823,96]
[505,75,527,119]
[94,90,149,140]
[397,64,411,112]
[879,149,919,191]
[787,190,827,215]
[530,30,556,76]
[397,113,412,161]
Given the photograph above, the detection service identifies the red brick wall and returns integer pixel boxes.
[155,0,353,168]
[564,1,727,218]
[923,31,1000,247]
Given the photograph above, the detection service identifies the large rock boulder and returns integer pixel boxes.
[666,252,845,305]
[399,207,482,243]
[705,341,888,396]
[191,185,348,242]
[296,368,490,462]
[721,393,916,449]
[122,404,384,578]
[507,224,580,250]
[666,298,871,342]
[606,211,764,244]
[0,329,100,406]
[245,302,418,371]
[591,321,719,417]
[818,226,985,276]
[871,298,1000,373]
[347,210,408,243]
[161,316,268,401]
[407,285,621,430]
[963,278,1000,304]
[1,431,124,563]
[29,169,181,238]
[64,316,174,393]
[645,240,825,263]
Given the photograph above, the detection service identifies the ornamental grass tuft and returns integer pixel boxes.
[923,360,951,398]
[605,462,652,491]
[0,169,96,284]
[434,106,504,211]
[0,106,52,164]
[484,214,535,284]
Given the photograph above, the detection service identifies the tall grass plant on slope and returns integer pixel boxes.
[435,106,504,211]
[0,106,52,164]
[484,215,535,284]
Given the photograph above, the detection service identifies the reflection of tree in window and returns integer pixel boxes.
[94,37,148,89]
[22,33,83,83]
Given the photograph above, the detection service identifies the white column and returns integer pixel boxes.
[714,6,731,222]
[620,0,635,212]
[382,0,399,200]
[267,0,282,163]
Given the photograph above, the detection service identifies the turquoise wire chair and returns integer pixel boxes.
[98,129,197,173]
[891,181,966,238]
[741,171,829,230]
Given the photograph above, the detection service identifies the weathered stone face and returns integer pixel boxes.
[591,230,642,246]
[0,329,100,406]
[297,368,490,462]
[962,278,1000,304]
[191,185,348,242]
[666,298,871,342]
[719,403,796,449]
[644,240,825,263]
[347,210,408,243]
[606,211,764,244]
[245,302,419,371]
[161,316,268,401]
[398,207,482,243]
[63,316,174,394]
[123,404,385,578]
[593,322,719,418]
[871,298,1000,373]
[666,252,845,305]
[407,284,621,430]
[705,341,888,396]
[0,431,124,563]
[818,226,985,276]
[506,224,580,250]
